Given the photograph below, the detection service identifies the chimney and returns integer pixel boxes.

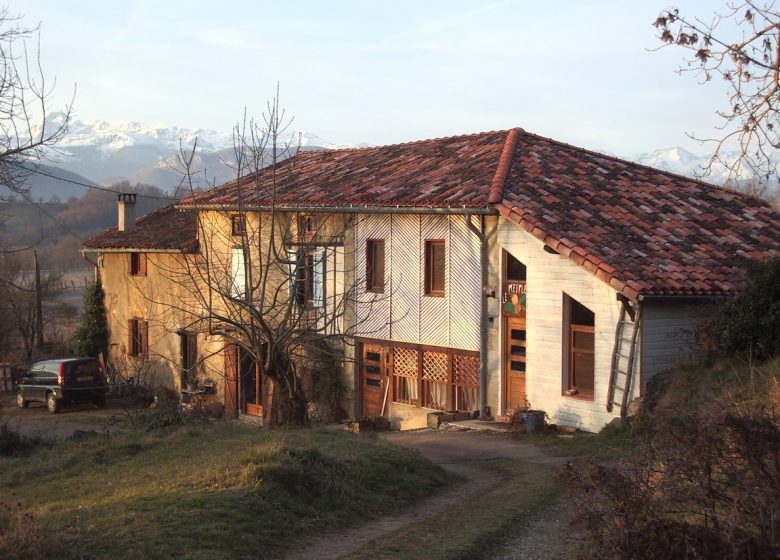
[117,193,137,232]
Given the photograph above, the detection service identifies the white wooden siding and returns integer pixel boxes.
[419,215,449,347]
[355,215,391,339]
[355,214,480,351]
[391,214,421,342]
[493,217,624,431]
[449,215,482,350]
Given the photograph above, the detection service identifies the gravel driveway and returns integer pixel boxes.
[0,393,130,439]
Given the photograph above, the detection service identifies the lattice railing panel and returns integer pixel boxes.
[393,347,419,378]
[422,351,448,382]
[453,354,479,387]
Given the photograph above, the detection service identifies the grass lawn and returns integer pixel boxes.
[521,423,638,461]
[0,424,447,560]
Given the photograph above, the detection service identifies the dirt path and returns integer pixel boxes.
[282,460,501,560]
[281,429,570,560]
[489,499,583,560]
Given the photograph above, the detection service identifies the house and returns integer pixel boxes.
[83,128,780,432]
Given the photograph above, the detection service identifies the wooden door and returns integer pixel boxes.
[361,343,389,417]
[180,332,197,389]
[241,355,263,417]
[504,316,527,412]
[224,346,238,419]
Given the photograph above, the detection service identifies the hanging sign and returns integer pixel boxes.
[502,281,527,316]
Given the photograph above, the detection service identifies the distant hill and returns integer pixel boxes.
[127,145,328,192]
[6,163,98,202]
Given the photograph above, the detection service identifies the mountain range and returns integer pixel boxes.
[13,115,777,201]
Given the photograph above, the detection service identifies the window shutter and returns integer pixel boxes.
[141,321,149,357]
[231,247,246,299]
[313,248,325,307]
[139,253,147,276]
[128,319,134,355]
[286,249,297,302]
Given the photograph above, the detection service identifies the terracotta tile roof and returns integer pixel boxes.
[178,130,512,209]
[82,204,198,252]
[496,132,780,299]
[174,128,780,298]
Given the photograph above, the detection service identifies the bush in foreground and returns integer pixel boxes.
[564,359,780,560]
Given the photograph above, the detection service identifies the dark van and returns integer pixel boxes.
[16,358,108,414]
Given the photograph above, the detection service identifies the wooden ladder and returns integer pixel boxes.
[606,297,641,418]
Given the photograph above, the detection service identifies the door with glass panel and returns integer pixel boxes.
[361,343,388,417]
[504,316,527,412]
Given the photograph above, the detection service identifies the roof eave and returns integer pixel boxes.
[81,247,196,254]
[176,204,498,215]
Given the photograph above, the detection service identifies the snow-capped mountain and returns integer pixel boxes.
[41,114,362,188]
[631,146,779,191]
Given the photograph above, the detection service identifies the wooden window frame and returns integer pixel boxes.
[231,215,245,236]
[504,250,527,282]
[290,248,326,308]
[366,239,385,294]
[424,239,445,297]
[129,252,147,277]
[565,296,595,400]
[298,214,316,242]
[128,318,149,358]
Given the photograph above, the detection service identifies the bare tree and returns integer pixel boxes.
[0,8,73,199]
[134,94,371,425]
[654,3,780,188]
[0,251,63,360]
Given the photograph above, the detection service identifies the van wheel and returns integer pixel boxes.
[16,392,28,409]
[46,392,60,414]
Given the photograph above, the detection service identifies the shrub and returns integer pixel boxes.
[711,257,780,360]
[70,278,109,358]
[564,360,780,559]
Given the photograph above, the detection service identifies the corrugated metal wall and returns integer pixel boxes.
[355,214,480,351]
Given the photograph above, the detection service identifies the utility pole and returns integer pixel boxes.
[34,250,43,350]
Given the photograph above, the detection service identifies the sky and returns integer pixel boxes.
[17,0,732,156]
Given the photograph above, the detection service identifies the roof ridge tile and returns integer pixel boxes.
[488,127,522,204]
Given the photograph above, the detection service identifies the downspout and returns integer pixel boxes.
[81,250,100,283]
[466,213,490,419]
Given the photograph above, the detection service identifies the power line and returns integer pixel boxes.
[17,189,85,243]
[8,161,178,201]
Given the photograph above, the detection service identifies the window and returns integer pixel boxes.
[231,215,245,236]
[424,240,445,296]
[288,248,325,308]
[505,251,526,282]
[366,239,385,293]
[128,318,148,357]
[129,252,147,276]
[230,247,247,299]
[565,295,595,399]
[298,214,316,241]
[381,342,479,412]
